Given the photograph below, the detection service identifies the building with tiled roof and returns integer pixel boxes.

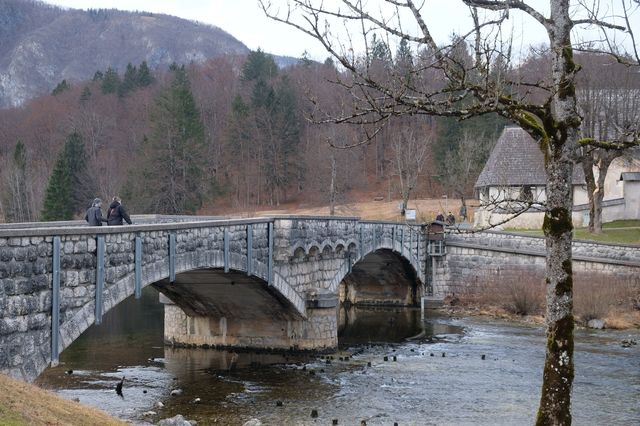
[473,126,639,229]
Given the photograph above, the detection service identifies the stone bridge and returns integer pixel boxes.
[1,216,638,383]
[0,215,430,382]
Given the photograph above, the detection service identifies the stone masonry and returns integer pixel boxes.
[0,216,427,382]
[2,216,637,383]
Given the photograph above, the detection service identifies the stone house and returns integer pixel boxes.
[473,126,640,229]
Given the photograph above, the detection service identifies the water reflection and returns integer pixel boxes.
[36,287,640,425]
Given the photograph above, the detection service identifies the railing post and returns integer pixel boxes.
[51,236,61,366]
[247,224,253,276]
[372,225,377,251]
[135,235,142,299]
[416,228,420,269]
[268,222,274,286]
[169,233,176,283]
[224,227,230,273]
[95,235,105,325]
[409,228,414,264]
[393,225,396,252]
[359,224,364,260]
[401,227,405,257]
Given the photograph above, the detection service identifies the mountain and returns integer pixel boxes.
[0,0,251,107]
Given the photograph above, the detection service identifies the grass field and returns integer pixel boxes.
[509,220,640,245]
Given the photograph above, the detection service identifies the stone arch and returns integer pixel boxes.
[347,242,358,255]
[327,245,420,297]
[322,244,333,258]
[338,248,420,306]
[308,245,320,259]
[293,246,306,260]
[57,245,306,361]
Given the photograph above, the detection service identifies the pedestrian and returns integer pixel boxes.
[107,196,132,226]
[446,211,455,225]
[436,212,445,222]
[459,204,467,221]
[85,198,107,226]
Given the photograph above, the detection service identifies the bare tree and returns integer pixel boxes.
[391,125,431,215]
[576,55,640,233]
[260,0,639,423]
[442,129,493,219]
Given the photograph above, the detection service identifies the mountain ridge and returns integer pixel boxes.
[0,0,254,107]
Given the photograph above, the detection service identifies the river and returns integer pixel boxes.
[36,287,640,425]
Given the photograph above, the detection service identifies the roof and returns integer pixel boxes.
[620,172,640,181]
[474,126,585,188]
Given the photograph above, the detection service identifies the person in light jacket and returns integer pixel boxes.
[85,198,107,226]
[107,196,132,226]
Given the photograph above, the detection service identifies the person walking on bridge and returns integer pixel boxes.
[85,198,107,226]
[107,196,132,226]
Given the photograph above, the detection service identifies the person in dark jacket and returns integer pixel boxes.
[85,198,107,226]
[107,196,132,225]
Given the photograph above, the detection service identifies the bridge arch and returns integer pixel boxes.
[56,237,306,369]
[0,216,431,382]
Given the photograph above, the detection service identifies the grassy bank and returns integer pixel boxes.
[454,267,640,329]
[0,374,124,426]
[508,220,640,245]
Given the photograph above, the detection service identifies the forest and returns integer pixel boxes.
[0,42,636,222]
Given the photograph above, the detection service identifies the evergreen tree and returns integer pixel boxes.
[92,70,104,81]
[137,61,154,86]
[41,132,91,221]
[395,39,414,83]
[134,66,206,214]
[241,49,278,82]
[52,79,70,96]
[101,67,120,94]
[118,63,138,96]
[370,34,392,63]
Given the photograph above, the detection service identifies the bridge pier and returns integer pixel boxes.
[161,295,337,351]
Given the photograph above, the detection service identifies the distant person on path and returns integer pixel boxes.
[459,204,467,222]
[107,196,132,225]
[85,198,107,226]
[436,212,445,222]
[446,211,455,226]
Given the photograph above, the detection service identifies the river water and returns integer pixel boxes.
[36,287,640,425]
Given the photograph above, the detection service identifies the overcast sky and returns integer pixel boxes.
[42,1,637,60]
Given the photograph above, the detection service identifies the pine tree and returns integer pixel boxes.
[137,61,154,87]
[52,79,70,96]
[41,132,91,221]
[118,63,138,96]
[101,67,120,94]
[241,49,278,82]
[134,66,205,214]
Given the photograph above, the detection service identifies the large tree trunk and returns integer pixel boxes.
[537,2,577,423]
[581,156,598,232]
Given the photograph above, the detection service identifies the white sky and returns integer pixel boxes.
[42,1,637,60]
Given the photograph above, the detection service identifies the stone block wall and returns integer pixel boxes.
[441,231,640,296]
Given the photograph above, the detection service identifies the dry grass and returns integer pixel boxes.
[574,272,640,327]
[459,266,546,317]
[217,198,475,222]
[0,374,124,426]
[457,267,640,328]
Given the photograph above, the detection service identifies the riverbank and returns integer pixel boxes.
[0,373,124,425]
[441,298,640,330]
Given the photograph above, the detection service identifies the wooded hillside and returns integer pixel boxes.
[1,44,636,222]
